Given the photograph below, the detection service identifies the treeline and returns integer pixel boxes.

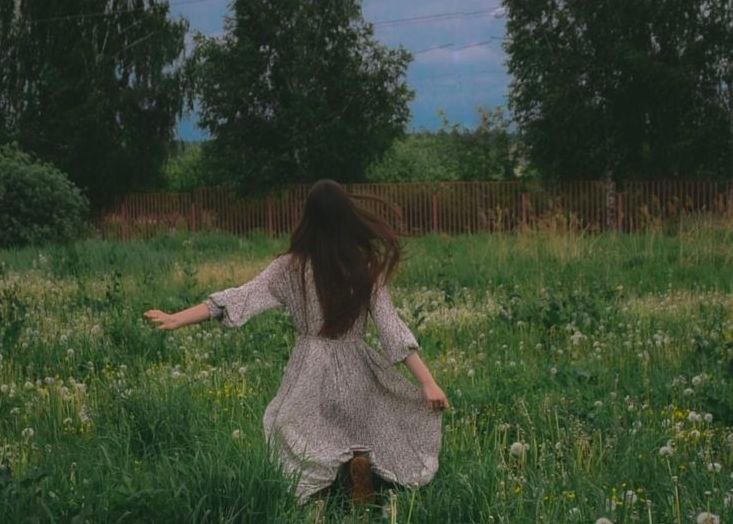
[1,0,732,247]
[165,107,526,191]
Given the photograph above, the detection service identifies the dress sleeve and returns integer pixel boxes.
[205,255,288,328]
[368,276,419,365]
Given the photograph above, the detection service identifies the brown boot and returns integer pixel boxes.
[349,452,375,505]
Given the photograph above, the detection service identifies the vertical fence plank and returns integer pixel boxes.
[95,180,732,240]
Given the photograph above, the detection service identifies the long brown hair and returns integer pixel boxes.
[284,179,402,338]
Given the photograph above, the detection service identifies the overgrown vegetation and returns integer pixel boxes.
[1,226,732,522]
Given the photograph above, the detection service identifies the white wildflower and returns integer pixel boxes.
[696,512,719,524]
[570,330,586,345]
[59,386,72,401]
[707,462,722,473]
[595,518,614,524]
[509,441,529,458]
[21,427,34,439]
[704,413,713,423]
[659,445,674,457]
[232,429,242,440]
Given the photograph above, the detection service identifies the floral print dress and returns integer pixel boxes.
[205,253,443,505]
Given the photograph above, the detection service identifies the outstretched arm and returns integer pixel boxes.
[143,303,211,331]
[144,254,289,331]
[403,351,449,411]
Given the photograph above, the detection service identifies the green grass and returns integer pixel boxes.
[1,224,732,523]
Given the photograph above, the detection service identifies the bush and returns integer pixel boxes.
[0,143,90,248]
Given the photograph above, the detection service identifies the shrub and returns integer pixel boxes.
[0,143,90,248]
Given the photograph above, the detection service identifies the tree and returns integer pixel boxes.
[0,143,90,248]
[365,107,523,183]
[436,107,520,181]
[189,0,413,195]
[504,0,733,181]
[0,0,188,211]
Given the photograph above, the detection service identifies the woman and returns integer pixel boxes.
[143,179,449,508]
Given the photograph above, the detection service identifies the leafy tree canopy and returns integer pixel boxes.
[504,0,733,181]
[189,0,414,196]
[0,0,189,211]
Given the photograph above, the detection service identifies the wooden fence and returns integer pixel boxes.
[93,180,733,240]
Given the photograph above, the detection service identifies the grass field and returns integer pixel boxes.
[1,224,733,523]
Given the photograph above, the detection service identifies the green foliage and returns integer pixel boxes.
[435,107,523,181]
[1,230,733,521]
[0,0,189,210]
[163,141,209,191]
[366,107,531,182]
[365,133,458,182]
[0,280,26,351]
[0,144,90,248]
[504,0,733,181]
[189,0,414,196]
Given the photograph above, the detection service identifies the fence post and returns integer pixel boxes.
[616,192,625,231]
[431,191,439,233]
[266,195,274,237]
[605,171,617,231]
[122,199,129,241]
[520,192,529,228]
[189,192,197,233]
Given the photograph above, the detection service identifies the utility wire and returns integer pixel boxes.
[372,8,502,27]
[24,3,504,28]
[25,0,218,24]
[413,43,454,55]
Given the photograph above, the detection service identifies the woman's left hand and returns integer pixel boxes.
[421,382,450,411]
[143,309,180,330]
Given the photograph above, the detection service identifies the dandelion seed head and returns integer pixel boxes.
[659,445,674,457]
[696,512,720,524]
[509,441,529,457]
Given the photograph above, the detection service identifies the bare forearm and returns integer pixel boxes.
[144,302,211,330]
[172,303,212,328]
[403,351,438,387]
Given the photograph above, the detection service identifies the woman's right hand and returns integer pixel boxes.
[421,382,449,411]
[143,309,180,330]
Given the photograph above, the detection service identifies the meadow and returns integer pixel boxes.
[1,223,732,523]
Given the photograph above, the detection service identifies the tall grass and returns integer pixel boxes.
[1,225,732,522]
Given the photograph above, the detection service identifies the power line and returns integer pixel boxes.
[453,38,505,51]
[25,0,218,25]
[411,37,507,58]
[372,8,502,27]
[413,43,454,55]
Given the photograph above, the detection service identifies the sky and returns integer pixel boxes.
[170,0,510,141]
